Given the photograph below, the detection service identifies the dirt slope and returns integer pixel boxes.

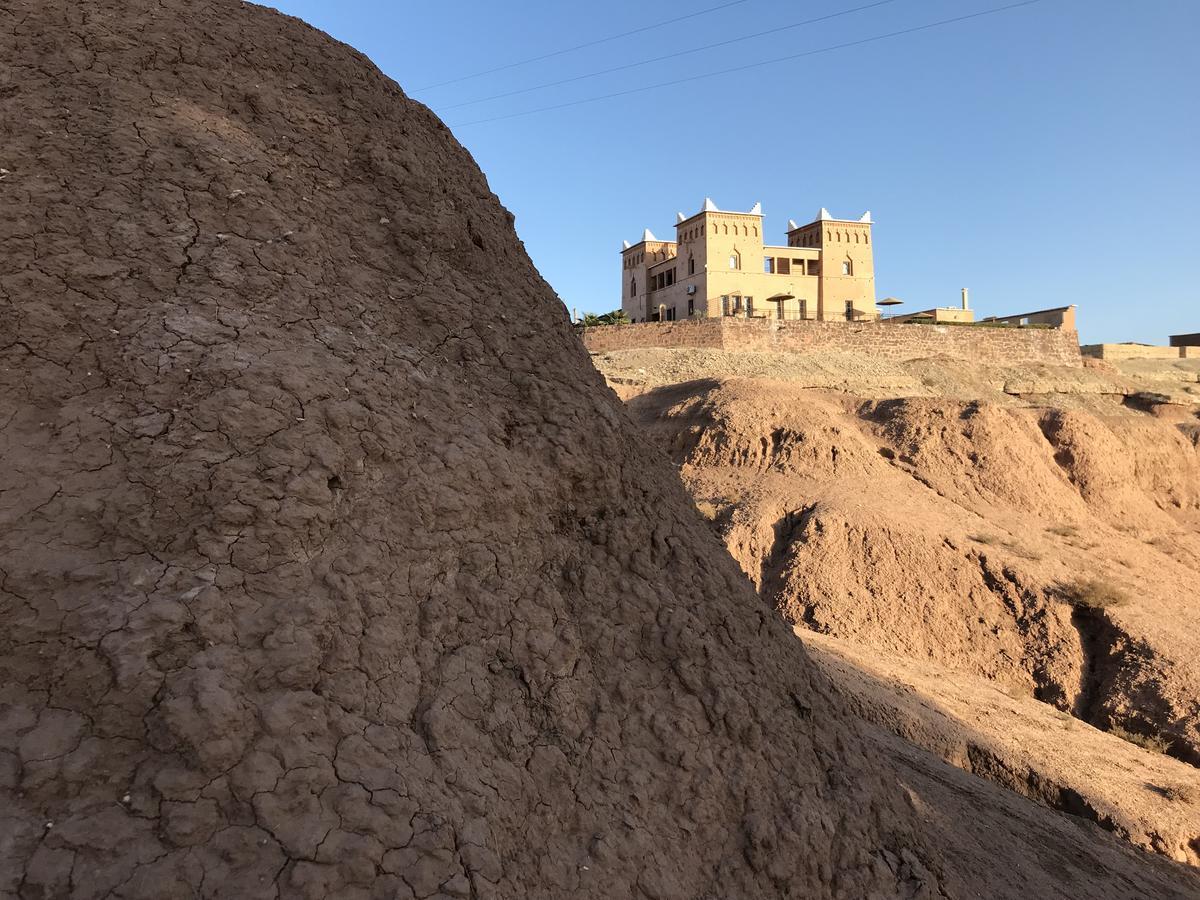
[807,630,1200,866]
[2,2,1199,898]
[624,373,1200,867]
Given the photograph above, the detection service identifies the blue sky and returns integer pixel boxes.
[263,0,1198,344]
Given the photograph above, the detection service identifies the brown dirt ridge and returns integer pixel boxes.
[616,359,1200,870]
[1,1,1198,898]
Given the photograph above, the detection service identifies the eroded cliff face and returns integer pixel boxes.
[627,376,1200,864]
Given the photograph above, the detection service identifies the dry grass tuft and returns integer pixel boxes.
[1058,578,1131,610]
[1002,540,1043,561]
[1053,709,1076,730]
[1046,524,1079,538]
[1147,782,1195,801]
[969,533,998,546]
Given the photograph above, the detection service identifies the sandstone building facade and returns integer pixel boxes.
[621,199,876,323]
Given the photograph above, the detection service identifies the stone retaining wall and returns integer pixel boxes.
[582,318,1083,367]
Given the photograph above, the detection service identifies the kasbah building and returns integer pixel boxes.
[620,199,877,323]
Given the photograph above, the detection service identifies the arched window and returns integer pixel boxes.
[729,252,740,270]
[842,259,853,276]
[688,253,695,275]
[631,277,637,295]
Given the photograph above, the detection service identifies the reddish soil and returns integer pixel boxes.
[1,2,1198,898]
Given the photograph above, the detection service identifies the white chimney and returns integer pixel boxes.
[961,288,969,310]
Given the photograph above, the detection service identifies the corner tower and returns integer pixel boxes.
[788,209,876,320]
[620,228,677,322]
[676,198,765,317]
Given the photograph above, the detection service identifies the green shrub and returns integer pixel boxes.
[1109,725,1170,755]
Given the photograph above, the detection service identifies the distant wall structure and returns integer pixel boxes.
[981,305,1077,331]
[582,318,1083,367]
[1169,333,1200,348]
[1083,342,1200,360]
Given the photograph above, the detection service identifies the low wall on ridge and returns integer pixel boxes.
[581,318,1083,368]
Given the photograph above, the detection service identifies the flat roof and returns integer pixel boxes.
[984,304,1075,319]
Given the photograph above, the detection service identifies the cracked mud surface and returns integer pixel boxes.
[0,2,946,897]
[2,2,1199,898]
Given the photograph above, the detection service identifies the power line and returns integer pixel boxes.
[413,0,754,93]
[440,0,901,112]
[450,0,1043,127]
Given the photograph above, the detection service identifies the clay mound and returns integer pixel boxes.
[0,3,945,897]
[6,4,1200,898]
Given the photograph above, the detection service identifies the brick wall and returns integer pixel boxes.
[582,318,1083,367]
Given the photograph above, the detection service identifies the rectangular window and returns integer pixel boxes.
[745,296,754,317]
[808,260,820,276]
[687,298,694,316]
[777,258,790,275]
[764,257,775,274]
[800,299,808,319]
[792,258,805,270]
[721,295,729,316]
[845,300,854,321]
